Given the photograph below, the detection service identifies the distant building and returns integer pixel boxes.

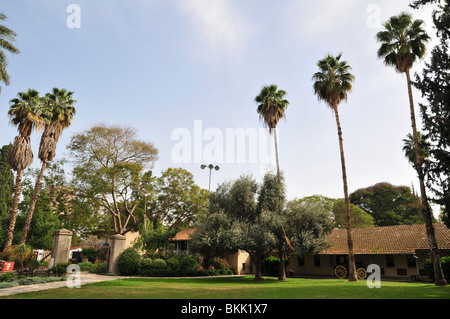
[172,223,450,280]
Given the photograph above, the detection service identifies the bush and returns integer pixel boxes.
[89,262,108,274]
[166,257,180,271]
[0,276,66,288]
[151,258,166,270]
[77,262,95,272]
[263,256,280,276]
[49,262,70,276]
[2,244,33,269]
[180,255,199,271]
[117,248,141,276]
[424,255,450,281]
[0,272,15,282]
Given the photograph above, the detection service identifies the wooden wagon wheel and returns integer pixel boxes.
[357,267,367,279]
[334,265,348,279]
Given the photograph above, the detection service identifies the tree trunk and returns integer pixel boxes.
[19,160,47,245]
[278,252,286,281]
[333,106,358,282]
[253,253,264,281]
[405,69,447,286]
[4,169,23,250]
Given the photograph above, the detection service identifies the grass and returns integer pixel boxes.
[1,276,450,299]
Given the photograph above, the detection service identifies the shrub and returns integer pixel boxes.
[151,258,166,270]
[263,256,280,276]
[117,248,141,276]
[424,255,450,281]
[207,257,227,271]
[0,272,15,282]
[0,276,66,288]
[166,257,180,271]
[49,262,70,276]
[89,262,108,274]
[2,244,33,269]
[77,262,95,272]
[141,258,153,269]
[180,255,199,271]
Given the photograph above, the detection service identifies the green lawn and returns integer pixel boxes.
[1,276,450,299]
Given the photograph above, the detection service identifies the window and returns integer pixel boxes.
[298,255,305,267]
[406,255,417,268]
[242,263,246,271]
[314,255,321,267]
[386,255,395,268]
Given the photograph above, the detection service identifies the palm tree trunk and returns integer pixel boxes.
[405,69,447,286]
[273,128,287,281]
[4,169,23,250]
[333,106,358,282]
[19,160,47,245]
[273,128,280,177]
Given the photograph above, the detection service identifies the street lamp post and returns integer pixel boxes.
[201,164,220,192]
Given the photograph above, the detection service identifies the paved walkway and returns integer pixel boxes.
[0,272,128,297]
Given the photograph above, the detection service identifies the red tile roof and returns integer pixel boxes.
[170,224,450,255]
[170,228,197,241]
[320,223,450,255]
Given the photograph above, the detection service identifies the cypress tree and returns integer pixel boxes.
[0,144,15,246]
[413,4,450,227]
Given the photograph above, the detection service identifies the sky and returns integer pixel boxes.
[0,1,440,206]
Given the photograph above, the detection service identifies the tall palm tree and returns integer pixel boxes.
[312,53,358,281]
[255,85,289,280]
[402,132,431,173]
[19,88,77,244]
[377,13,447,286]
[255,84,289,176]
[0,13,20,93]
[4,89,44,250]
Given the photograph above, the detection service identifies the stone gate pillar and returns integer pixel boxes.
[108,234,126,275]
[48,228,73,269]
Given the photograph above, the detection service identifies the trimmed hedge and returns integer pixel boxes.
[117,250,234,277]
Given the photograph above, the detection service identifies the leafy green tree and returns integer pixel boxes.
[332,199,375,229]
[410,0,447,8]
[376,12,446,286]
[312,53,357,281]
[145,168,209,232]
[16,171,60,249]
[135,222,177,252]
[67,124,158,236]
[256,171,287,280]
[284,199,334,255]
[20,88,77,244]
[0,13,20,93]
[4,89,45,250]
[293,195,374,229]
[350,183,424,226]
[191,174,280,280]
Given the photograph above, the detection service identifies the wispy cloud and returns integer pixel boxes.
[289,0,361,39]
[173,0,254,59]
